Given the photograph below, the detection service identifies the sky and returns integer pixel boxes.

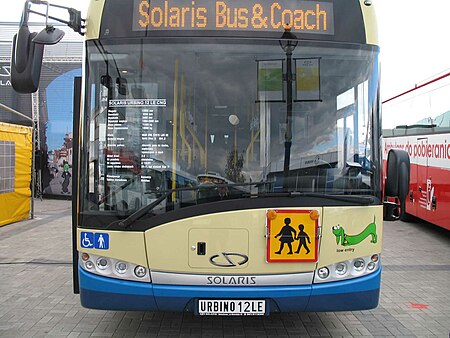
[2,0,450,127]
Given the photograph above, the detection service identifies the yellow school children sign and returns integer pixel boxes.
[266,209,318,262]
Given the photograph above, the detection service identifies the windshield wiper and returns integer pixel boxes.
[116,190,171,228]
[244,191,375,205]
[108,181,270,229]
[106,183,374,229]
[294,192,375,205]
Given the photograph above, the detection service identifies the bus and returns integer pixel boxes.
[383,71,450,230]
[12,0,407,315]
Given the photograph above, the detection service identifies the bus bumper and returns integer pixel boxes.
[78,266,381,312]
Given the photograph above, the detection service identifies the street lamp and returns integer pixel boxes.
[279,26,298,191]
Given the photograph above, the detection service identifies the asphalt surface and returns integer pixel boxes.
[0,199,449,337]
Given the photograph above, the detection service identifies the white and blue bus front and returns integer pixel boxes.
[77,0,383,314]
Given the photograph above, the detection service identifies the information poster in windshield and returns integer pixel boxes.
[257,60,283,102]
[105,98,169,186]
[296,58,320,101]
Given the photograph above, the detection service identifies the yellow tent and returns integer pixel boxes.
[0,122,32,227]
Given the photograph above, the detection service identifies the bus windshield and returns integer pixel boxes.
[80,37,380,219]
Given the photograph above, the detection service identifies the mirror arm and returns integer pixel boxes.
[21,1,31,26]
[27,1,85,36]
[31,0,74,11]
[28,9,69,26]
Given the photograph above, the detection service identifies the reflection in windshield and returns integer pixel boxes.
[80,38,380,217]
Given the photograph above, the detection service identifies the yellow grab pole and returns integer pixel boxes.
[172,60,179,201]
[179,74,192,165]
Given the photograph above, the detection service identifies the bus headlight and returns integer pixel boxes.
[335,262,347,276]
[96,257,109,270]
[314,254,380,283]
[353,259,365,272]
[134,266,147,278]
[81,253,94,270]
[367,262,376,271]
[317,267,329,279]
[79,253,150,282]
[85,260,94,270]
[115,262,128,274]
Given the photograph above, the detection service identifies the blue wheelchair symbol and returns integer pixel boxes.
[81,232,94,248]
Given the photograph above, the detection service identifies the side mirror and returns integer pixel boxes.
[33,25,65,45]
[10,24,44,93]
[10,1,69,94]
[383,149,410,221]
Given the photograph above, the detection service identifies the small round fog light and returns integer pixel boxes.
[335,262,347,276]
[134,265,147,278]
[367,262,376,271]
[354,259,365,271]
[115,262,128,274]
[85,260,94,270]
[81,253,90,261]
[317,267,329,279]
[97,257,108,270]
[371,254,379,262]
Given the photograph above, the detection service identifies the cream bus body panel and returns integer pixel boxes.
[319,205,382,267]
[144,206,382,274]
[77,230,148,267]
[360,0,378,46]
[145,208,318,274]
[85,0,105,41]
[77,205,382,275]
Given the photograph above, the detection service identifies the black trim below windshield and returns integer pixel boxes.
[79,195,381,231]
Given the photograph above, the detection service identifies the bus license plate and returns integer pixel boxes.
[198,299,266,316]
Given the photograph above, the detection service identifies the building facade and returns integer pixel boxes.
[0,22,82,197]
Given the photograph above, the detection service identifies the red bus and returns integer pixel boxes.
[383,71,450,230]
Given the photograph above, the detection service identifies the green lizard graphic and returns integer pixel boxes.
[332,217,377,246]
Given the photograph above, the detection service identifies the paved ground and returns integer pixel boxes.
[0,199,449,337]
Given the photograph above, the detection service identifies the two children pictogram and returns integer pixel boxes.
[274,217,311,255]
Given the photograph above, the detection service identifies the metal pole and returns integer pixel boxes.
[0,102,35,219]
[279,27,298,192]
[283,48,293,192]
[31,91,41,200]
[31,126,35,219]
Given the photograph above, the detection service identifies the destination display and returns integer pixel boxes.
[132,0,334,34]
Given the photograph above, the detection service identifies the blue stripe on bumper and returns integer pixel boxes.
[78,268,157,311]
[306,267,381,311]
[78,266,381,312]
